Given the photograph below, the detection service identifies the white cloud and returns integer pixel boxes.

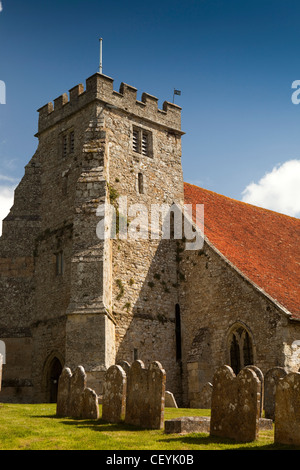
[241,160,300,218]
[0,185,15,236]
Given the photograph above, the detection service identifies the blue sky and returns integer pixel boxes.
[1,0,300,229]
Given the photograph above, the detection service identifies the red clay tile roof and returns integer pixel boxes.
[184,182,300,319]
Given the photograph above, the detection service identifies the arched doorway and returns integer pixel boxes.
[46,356,63,403]
[227,324,254,375]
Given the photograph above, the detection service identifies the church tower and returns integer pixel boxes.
[0,73,185,402]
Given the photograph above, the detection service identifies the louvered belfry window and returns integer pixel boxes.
[141,132,148,156]
[133,129,139,153]
[132,126,152,157]
[62,135,68,158]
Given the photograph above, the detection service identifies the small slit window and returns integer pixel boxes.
[55,251,64,276]
[138,173,144,194]
[175,304,182,361]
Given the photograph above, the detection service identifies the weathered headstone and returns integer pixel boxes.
[56,365,100,419]
[246,366,264,417]
[165,391,178,408]
[125,360,166,429]
[210,365,261,442]
[81,387,99,420]
[264,367,287,420]
[56,366,72,417]
[275,372,300,446]
[117,360,130,376]
[102,364,127,423]
[190,382,213,409]
[69,365,87,419]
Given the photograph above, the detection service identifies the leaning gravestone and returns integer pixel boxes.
[56,366,72,417]
[125,360,166,429]
[275,372,300,446]
[165,391,178,408]
[264,367,287,420]
[102,364,127,423]
[210,365,261,442]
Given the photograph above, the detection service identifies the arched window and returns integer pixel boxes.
[228,325,254,375]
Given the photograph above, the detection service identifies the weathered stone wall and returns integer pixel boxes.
[179,240,300,406]
[0,155,41,402]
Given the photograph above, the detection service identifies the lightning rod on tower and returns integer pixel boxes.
[99,38,103,74]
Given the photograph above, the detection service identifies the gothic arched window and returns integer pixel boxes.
[228,325,254,375]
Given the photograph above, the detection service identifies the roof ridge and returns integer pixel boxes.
[184,181,300,222]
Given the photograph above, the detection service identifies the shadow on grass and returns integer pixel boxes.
[159,433,291,450]
[31,413,300,450]
[60,418,148,433]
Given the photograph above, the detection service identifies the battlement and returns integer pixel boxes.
[37,73,182,134]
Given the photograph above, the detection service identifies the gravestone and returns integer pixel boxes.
[125,360,166,429]
[190,382,213,409]
[81,387,99,420]
[56,366,72,417]
[56,365,99,420]
[165,391,178,408]
[117,360,130,376]
[69,365,86,419]
[264,367,287,420]
[246,365,264,417]
[275,372,300,446]
[210,365,261,442]
[102,364,127,423]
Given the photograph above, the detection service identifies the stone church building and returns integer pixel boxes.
[0,72,300,405]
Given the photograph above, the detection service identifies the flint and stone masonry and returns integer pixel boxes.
[0,71,300,406]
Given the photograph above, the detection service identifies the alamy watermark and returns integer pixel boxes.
[291,80,300,104]
[0,80,6,104]
[96,197,204,251]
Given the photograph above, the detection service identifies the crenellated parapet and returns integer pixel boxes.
[37,73,182,134]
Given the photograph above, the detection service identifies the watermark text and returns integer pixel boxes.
[96,198,204,251]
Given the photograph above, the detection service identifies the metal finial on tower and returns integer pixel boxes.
[99,38,103,74]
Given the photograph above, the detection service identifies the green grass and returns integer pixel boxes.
[0,403,298,450]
